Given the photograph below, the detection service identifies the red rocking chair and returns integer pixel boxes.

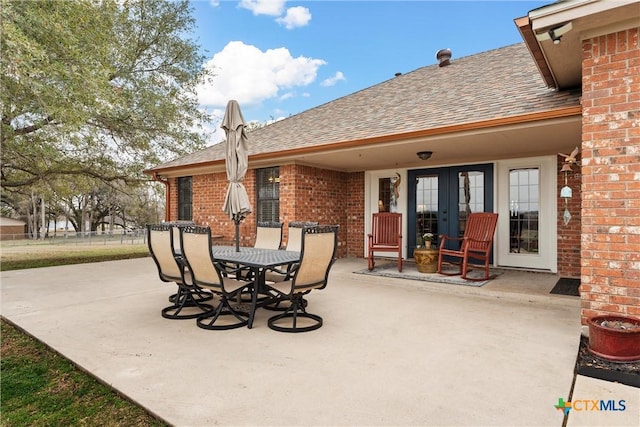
[368,212,403,272]
[437,212,498,281]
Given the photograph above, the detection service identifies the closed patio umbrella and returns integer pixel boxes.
[222,100,252,251]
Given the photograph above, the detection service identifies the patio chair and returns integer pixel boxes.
[264,221,319,284]
[437,212,499,281]
[168,221,195,256]
[254,221,284,249]
[147,224,214,319]
[180,225,254,330]
[166,220,212,303]
[284,221,319,252]
[368,212,403,272]
[236,220,285,286]
[264,225,338,333]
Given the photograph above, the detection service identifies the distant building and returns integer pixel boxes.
[0,217,27,240]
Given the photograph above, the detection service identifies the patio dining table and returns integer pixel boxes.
[211,246,300,328]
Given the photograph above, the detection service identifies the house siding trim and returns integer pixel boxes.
[144,106,582,177]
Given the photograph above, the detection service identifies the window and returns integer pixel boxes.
[377,174,400,212]
[509,168,539,253]
[378,177,392,212]
[458,171,485,233]
[416,174,438,244]
[256,167,279,222]
[177,177,192,220]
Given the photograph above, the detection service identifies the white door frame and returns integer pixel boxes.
[364,169,407,259]
[496,156,557,272]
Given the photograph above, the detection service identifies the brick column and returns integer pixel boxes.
[580,28,640,324]
[557,157,582,278]
[168,178,178,221]
[287,165,351,258]
[346,172,365,258]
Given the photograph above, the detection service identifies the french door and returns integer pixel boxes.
[407,164,494,258]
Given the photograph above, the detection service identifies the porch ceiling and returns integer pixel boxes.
[250,115,582,172]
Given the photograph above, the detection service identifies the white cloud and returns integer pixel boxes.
[276,6,311,29]
[199,107,225,143]
[197,41,326,108]
[239,0,285,16]
[320,71,346,87]
[209,0,220,7]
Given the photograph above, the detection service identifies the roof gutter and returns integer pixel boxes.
[515,15,557,88]
[515,0,586,89]
[145,105,582,176]
[247,105,582,160]
[520,0,639,89]
[527,0,638,30]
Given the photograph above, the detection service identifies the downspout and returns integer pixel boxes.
[152,172,170,222]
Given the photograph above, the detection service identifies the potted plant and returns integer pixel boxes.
[587,315,640,362]
[414,233,439,273]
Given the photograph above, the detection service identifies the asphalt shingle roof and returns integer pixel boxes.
[151,43,580,171]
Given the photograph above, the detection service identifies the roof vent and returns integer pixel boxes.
[394,72,402,77]
[436,48,452,67]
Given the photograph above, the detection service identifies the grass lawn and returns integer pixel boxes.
[0,243,168,426]
[0,243,150,271]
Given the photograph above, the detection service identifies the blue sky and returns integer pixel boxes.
[191,0,554,141]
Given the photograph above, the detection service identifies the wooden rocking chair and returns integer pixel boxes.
[368,212,403,272]
[437,212,498,281]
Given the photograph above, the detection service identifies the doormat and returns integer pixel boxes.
[575,335,640,387]
[550,278,580,296]
[353,262,502,287]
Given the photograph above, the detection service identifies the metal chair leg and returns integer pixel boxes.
[267,294,322,333]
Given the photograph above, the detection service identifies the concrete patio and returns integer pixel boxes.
[1,257,637,426]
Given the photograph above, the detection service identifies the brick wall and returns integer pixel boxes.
[280,165,353,258]
[557,157,582,278]
[168,177,177,221]
[192,171,240,245]
[274,165,363,258]
[168,165,364,258]
[580,28,640,323]
[346,172,365,258]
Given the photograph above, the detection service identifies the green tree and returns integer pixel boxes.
[54,181,163,233]
[1,0,211,207]
[124,183,165,228]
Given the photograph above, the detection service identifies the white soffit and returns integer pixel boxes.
[530,0,638,31]
[581,17,640,39]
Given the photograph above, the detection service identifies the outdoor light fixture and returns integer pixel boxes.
[535,22,573,45]
[549,29,563,44]
[417,151,433,161]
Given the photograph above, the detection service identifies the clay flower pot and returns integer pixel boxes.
[414,248,439,273]
[587,315,640,362]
